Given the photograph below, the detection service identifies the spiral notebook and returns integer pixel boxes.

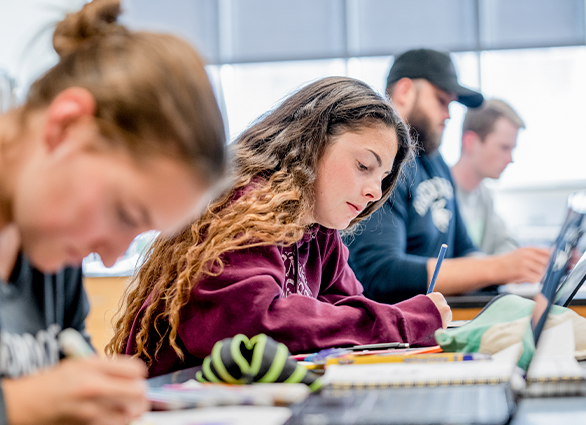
[286,345,521,425]
[320,342,520,389]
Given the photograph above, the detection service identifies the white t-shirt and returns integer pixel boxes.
[455,181,518,255]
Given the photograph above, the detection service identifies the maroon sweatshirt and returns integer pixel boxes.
[125,226,442,377]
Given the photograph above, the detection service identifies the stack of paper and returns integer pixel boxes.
[523,320,585,397]
[147,380,309,410]
[133,406,292,425]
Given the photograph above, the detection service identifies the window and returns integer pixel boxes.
[221,59,347,141]
[480,46,586,186]
[97,46,586,275]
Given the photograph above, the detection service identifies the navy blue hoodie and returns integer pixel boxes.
[346,151,477,304]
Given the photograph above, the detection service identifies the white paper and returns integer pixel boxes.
[133,406,292,425]
[527,320,583,381]
[533,318,575,359]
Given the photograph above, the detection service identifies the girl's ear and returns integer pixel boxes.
[43,87,97,152]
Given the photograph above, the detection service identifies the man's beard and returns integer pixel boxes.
[407,104,442,155]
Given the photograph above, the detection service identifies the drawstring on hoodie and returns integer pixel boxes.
[294,243,299,291]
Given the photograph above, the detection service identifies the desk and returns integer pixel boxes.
[148,366,586,424]
[447,293,586,321]
[512,397,586,424]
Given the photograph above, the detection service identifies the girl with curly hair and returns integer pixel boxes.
[108,76,452,377]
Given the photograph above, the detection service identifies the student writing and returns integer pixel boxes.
[0,0,226,423]
[107,76,452,378]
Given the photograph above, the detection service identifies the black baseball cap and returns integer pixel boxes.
[386,48,483,108]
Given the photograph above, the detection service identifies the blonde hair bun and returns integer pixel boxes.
[53,0,126,58]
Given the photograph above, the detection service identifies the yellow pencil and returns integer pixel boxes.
[326,352,491,366]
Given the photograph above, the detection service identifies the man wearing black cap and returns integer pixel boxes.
[346,49,549,303]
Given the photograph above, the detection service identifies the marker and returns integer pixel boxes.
[58,328,95,358]
[427,243,447,294]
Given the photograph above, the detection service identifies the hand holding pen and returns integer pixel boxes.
[58,328,96,358]
[426,244,452,328]
[427,243,447,294]
[3,329,149,425]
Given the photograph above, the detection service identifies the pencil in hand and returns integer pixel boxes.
[427,244,447,294]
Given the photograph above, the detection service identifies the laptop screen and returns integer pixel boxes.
[531,191,586,345]
[554,250,586,307]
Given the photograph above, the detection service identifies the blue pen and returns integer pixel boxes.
[427,243,447,294]
[304,348,350,363]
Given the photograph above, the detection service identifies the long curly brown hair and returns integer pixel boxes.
[106,76,415,362]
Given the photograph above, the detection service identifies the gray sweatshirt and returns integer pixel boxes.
[0,253,90,424]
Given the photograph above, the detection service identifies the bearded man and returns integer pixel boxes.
[346,49,549,304]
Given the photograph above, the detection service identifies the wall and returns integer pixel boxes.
[84,276,128,355]
[0,0,84,96]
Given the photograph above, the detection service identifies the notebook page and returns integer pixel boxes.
[322,344,520,388]
[528,319,581,378]
[133,406,292,425]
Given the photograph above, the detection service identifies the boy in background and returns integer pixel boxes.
[451,99,524,255]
